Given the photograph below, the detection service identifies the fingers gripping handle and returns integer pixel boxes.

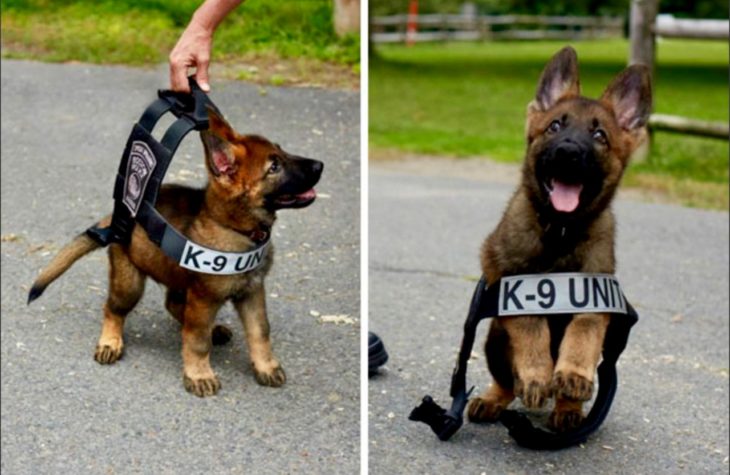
[157,76,218,130]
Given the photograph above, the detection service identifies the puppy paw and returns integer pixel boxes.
[253,364,286,387]
[549,406,585,432]
[552,371,593,401]
[211,324,233,346]
[183,374,221,397]
[515,379,551,409]
[467,396,505,423]
[94,340,124,365]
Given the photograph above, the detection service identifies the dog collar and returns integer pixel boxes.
[409,272,638,449]
[85,78,270,275]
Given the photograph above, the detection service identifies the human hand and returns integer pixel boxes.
[169,20,213,93]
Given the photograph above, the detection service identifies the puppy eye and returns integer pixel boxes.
[592,129,607,144]
[268,156,281,173]
[547,120,562,134]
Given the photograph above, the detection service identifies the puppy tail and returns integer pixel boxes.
[28,233,102,304]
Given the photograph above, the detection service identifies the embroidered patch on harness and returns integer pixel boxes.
[122,140,157,216]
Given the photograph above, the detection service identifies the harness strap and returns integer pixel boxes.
[85,77,270,276]
[138,98,172,132]
[409,275,638,449]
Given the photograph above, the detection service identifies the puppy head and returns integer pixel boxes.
[523,47,651,219]
[200,107,323,228]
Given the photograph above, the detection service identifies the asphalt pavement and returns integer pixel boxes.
[368,160,729,474]
[1,60,360,474]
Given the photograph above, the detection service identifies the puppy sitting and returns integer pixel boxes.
[467,47,651,431]
[29,108,323,397]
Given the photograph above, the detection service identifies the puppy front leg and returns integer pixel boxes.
[233,285,286,387]
[503,316,553,408]
[552,313,609,401]
[181,291,223,397]
[550,313,609,431]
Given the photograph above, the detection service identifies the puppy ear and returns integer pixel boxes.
[206,105,235,138]
[201,107,244,177]
[530,46,580,112]
[600,64,652,131]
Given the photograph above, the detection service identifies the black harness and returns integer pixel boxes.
[409,275,638,450]
[86,78,269,275]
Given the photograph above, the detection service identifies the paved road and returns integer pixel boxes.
[369,161,729,474]
[1,60,360,474]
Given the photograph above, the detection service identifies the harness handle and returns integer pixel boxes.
[157,77,216,131]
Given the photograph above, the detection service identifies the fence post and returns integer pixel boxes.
[333,0,360,37]
[629,0,658,160]
[406,0,418,46]
[629,0,658,68]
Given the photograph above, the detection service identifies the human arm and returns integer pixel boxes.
[169,0,243,93]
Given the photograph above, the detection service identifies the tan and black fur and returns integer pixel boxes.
[29,108,323,397]
[466,47,651,431]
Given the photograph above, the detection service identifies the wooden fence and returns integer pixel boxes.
[630,1,729,140]
[371,14,624,43]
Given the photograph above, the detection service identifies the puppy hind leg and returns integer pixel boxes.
[468,382,515,423]
[469,320,516,422]
[95,245,146,364]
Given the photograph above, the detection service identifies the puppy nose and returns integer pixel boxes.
[555,142,582,163]
[311,160,324,176]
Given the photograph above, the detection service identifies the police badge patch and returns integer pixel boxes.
[122,140,157,216]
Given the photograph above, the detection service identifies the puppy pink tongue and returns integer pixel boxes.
[296,189,316,200]
[549,180,582,213]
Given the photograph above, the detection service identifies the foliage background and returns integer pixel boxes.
[1,0,360,66]
[370,0,728,18]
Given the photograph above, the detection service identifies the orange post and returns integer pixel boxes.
[406,0,418,46]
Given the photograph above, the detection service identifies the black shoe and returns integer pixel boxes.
[368,332,388,377]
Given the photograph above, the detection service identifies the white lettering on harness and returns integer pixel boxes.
[179,240,269,275]
[498,273,627,316]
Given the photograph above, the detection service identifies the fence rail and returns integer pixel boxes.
[649,114,729,139]
[654,16,729,40]
[371,14,624,43]
[630,1,729,140]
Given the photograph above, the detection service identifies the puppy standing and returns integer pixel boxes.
[29,109,323,397]
[467,47,651,431]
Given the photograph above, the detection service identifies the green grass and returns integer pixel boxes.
[0,0,359,66]
[369,39,728,207]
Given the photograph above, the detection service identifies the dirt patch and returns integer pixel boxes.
[212,53,359,91]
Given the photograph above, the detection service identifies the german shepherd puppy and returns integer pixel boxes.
[466,47,651,431]
[28,108,323,397]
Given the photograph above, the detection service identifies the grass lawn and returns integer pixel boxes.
[369,39,729,209]
[1,0,359,87]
